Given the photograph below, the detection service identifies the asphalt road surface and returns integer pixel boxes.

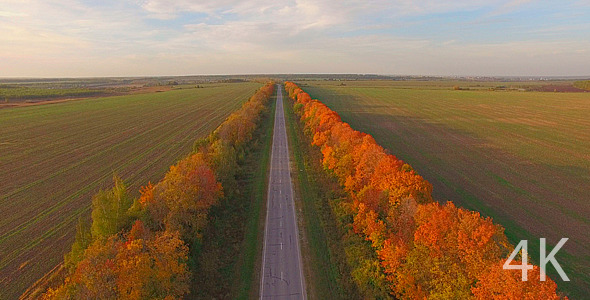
[260,85,306,299]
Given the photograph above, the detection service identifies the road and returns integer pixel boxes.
[260,85,306,299]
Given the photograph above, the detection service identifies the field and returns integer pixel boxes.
[0,82,260,299]
[300,80,590,297]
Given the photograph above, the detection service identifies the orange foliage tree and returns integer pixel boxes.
[473,260,563,299]
[43,221,190,299]
[155,153,222,242]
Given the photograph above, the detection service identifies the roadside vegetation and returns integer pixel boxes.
[285,82,565,299]
[42,83,275,298]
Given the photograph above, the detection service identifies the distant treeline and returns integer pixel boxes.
[43,83,275,299]
[573,80,590,91]
[284,82,565,299]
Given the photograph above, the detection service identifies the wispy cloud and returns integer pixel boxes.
[0,10,28,17]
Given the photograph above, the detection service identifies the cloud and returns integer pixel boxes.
[0,10,28,17]
[138,0,281,19]
[486,0,532,16]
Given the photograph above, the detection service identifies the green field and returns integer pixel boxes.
[300,80,590,297]
[0,82,260,299]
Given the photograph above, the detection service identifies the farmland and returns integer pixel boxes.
[300,80,590,297]
[0,82,260,299]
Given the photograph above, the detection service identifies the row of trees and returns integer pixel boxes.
[0,85,103,101]
[44,83,275,299]
[284,82,564,299]
[573,80,590,91]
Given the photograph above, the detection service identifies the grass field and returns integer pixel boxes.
[300,80,590,297]
[0,82,260,299]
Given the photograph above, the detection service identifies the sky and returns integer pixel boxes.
[1,0,590,77]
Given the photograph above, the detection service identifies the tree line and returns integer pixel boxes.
[0,85,104,101]
[284,81,565,299]
[43,83,275,299]
[573,80,590,91]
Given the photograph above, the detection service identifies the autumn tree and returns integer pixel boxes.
[44,222,190,299]
[473,260,564,300]
[156,153,222,243]
[207,139,239,195]
[137,182,169,231]
[116,226,190,299]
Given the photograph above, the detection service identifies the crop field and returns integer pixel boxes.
[300,80,590,297]
[0,82,260,299]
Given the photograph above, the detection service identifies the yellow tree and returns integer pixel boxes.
[157,153,222,242]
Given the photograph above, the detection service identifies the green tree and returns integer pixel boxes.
[91,175,134,239]
[64,217,92,272]
[208,139,238,196]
